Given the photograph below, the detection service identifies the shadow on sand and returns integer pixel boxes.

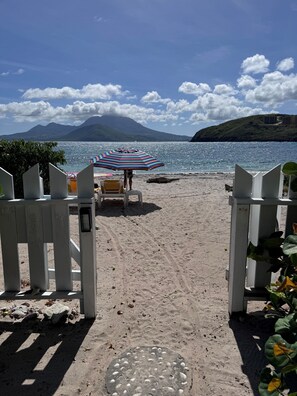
[95,201,162,217]
[0,318,94,396]
[229,311,275,395]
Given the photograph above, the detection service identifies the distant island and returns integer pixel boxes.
[0,115,190,142]
[191,114,297,142]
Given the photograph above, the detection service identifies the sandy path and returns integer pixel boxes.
[0,174,271,396]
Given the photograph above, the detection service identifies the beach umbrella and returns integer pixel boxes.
[90,148,165,171]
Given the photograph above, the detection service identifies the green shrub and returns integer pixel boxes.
[248,233,297,395]
[0,140,66,198]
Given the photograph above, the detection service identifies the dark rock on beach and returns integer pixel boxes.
[146,176,179,183]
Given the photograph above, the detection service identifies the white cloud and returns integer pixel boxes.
[22,83,127,100]
[3,53,297,131]
[178,82,211,96]
[0,99,178,125]
[15,68,24,75]
[245,71,297,105]
[141,91,170,104]
[192,93,241,111]
[241,54,270,74]
[206,105,263,121]
[237,75,257,90]
[1,68,24,77]
[213,84,236,95]
[276,57,294,72]
[166,99,190,113]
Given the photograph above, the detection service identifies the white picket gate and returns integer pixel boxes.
[228,164,297,316]
[0,163,97,319]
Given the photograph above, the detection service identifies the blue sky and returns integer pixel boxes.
[1,0,297,137]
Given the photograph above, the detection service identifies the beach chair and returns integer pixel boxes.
[97,179,127,208]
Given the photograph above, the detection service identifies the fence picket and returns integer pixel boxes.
[51,203,72,290]
[25,204,49,290]
[0,167,14,200]
[0,205,20,291]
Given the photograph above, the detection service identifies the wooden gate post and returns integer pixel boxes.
[228,165,253,315]
[77,165,97,319]
[246,165,282,287]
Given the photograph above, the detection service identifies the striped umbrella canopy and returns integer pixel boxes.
[91,148,165,171]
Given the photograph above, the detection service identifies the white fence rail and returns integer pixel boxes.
[228,164,297,315]
[0,163,97,318]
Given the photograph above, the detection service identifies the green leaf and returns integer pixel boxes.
[291,177,297,192]
[259,368,283,395]
[247,242,266,261]
[281,363,297,374]
[275,313,297,335]
[265,334,297,367]
[283,235,297,256]
[262,237,284,249]
[283,162,297,176]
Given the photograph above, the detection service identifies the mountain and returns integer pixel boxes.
[0,122,75,141]
[1,116,190,142]
[191,114,297,142]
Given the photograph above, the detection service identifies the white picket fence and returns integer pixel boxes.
[228,164,297,315]
[0,163,97,318]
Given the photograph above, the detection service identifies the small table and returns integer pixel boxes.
[126,190,142,205]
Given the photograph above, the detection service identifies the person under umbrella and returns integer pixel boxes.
[124,169,133,190]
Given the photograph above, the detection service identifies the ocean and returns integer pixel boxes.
[57,141,297,174]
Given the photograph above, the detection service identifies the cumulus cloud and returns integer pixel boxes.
[241,54,270,74]
[237,75,257,90]
[178,82,211,95]
[213,84,236,95]
[244,71,297,105]
[0,99,177,125]
[141,91,170,104]
[22,83,127,100]
[276,57,294,72]
[166,99,190,113]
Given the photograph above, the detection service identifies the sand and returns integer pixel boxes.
[0,173,273,396]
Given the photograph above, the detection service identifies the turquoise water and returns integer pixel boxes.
[57,141,297,174]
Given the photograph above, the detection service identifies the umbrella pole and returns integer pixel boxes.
[123,170,127,189]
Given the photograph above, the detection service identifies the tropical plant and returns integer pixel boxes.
[0,140,66,198]
[283,162,297,193]
[248,232,297,395]
[259,312,297,395]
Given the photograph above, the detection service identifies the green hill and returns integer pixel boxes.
[191,114,297,142]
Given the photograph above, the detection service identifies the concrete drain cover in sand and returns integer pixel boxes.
[106,345,191,395]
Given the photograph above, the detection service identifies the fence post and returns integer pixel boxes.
[251,165,281,288]
[77,164,97,319]
[228,165,253,315]
[246,172,262,287]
